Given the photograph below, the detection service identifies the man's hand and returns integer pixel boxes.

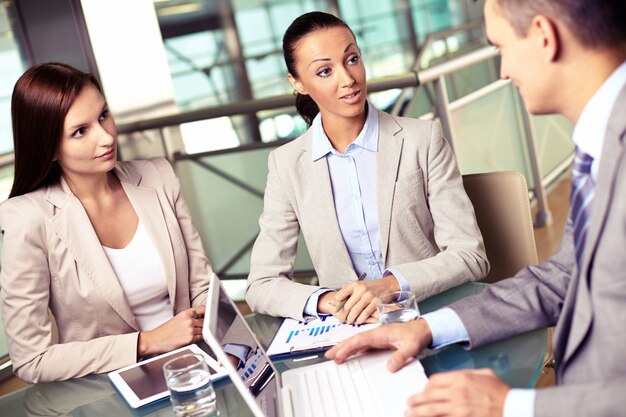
[406,369,509,417]
[325,318,432,372]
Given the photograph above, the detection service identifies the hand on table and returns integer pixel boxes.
[405,369,509,417]
[137,305,205,357]
[318,275,401,324]
[325,318,432,372]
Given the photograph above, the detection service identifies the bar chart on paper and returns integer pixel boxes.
[265,315,378,357]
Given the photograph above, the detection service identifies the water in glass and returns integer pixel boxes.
[168,367,216,417]
[376,291,420,324]
[164,354,217,417]
[379,308,420,324]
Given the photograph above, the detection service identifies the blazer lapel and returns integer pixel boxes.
[47,178,138,330]
[299,130,356,287]
[561,85,626,368]
[376,111,404,264]
[117,165,178,310]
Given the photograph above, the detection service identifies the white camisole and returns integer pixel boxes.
[102,221,174,331]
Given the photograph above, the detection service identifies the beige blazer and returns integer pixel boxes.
[246,110,489,320]
[0,157,212,383]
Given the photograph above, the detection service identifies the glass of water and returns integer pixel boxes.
[376,291,420,324]
[163,353,217,417]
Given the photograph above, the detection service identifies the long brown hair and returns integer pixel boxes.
[9,63,103,198]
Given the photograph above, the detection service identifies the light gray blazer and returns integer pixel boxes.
[0,157,212,383]
[450,83,626,417]
[246,110,489,320]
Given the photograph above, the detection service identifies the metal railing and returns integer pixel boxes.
[391,18,486,116]
[117,44,562,278]
[416,19,485,68]
[0,45,557,226]
[0,152,14,169]
[116,72,419,135]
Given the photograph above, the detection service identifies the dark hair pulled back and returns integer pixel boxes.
[283,11,354,126]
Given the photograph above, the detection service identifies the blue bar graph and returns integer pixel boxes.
[266,315,379,357]
[282,320,365,344]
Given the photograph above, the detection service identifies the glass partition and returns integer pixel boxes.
[451,82,531,178]
[153,0,481,152]
[445,58,496,101]
[449,81,573,188]
[531,114,575,177]
[0,163,13,203]
[175,144,313,279]
[0,3,26,154]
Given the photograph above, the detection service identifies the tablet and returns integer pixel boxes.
[108,344,227,409]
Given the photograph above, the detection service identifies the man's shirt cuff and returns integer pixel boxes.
[503,389,536,417]
[222,343,251,369]
[421,308,470,348]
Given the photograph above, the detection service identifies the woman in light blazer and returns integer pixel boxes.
[0,63,213,383]
[246,12,489,322]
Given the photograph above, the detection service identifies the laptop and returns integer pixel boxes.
[203,274,428,417]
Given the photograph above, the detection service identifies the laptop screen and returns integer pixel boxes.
[211,280,279,416]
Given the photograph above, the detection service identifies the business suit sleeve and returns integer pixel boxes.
[221,315,255,351]
[0,200,138,383]
[150,157,211,307]
[534,376,626,417]
[392,121,489,299]
[246,151,319,319]
[449,217,574,348]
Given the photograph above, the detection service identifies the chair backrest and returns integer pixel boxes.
[462,171,538,283]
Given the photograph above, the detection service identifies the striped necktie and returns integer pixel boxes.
[571,148,595,266]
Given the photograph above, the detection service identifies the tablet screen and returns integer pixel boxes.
[116,347,218,402]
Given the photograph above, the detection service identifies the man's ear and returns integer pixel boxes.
[530,15,560,61]
[288,73,307,95]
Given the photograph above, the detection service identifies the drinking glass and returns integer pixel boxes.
[376,291,420,324]
[163,353,217,417]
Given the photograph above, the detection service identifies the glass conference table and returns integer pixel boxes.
[0,282,546,417]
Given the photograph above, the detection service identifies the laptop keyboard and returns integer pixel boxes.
[295,360,382,417]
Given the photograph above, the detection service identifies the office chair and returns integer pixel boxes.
[462,171,538,283]
[463,171,555,378]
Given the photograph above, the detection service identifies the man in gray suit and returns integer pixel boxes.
[327,0,626,416]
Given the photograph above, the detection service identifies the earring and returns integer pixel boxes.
[292,89,298,96]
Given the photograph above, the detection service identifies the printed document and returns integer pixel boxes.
[266,315,378,357]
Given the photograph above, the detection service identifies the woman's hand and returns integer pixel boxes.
[322,276,401,324]
[317,291,378,322]
[137,306,205,357]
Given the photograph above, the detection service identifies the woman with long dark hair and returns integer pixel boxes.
[246,11,489,323]
[0,63,213,383]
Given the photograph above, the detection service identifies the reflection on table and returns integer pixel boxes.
[0,282,546,417]
[247,282,546,388]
